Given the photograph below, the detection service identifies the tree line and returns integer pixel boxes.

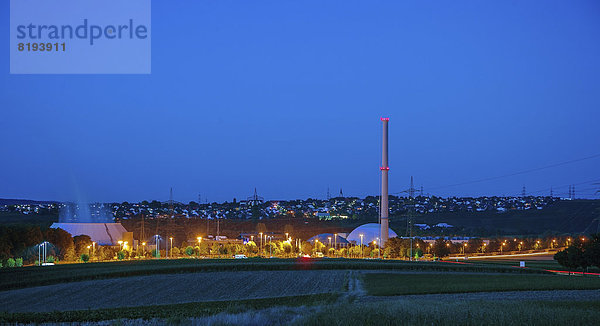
[554,234,600,273]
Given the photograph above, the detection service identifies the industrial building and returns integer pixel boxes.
[347,223,398,245]
[50,222,132,246]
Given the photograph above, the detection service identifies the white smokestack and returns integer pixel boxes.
[380,117,389,246]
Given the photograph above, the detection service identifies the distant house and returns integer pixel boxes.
[414,223,430,230]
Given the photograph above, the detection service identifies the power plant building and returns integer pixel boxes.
[347,223,398,245]
[50,222,131,246]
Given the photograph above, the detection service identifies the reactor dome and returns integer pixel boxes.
[346,223,398,245]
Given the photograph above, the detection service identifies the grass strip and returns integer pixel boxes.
[294,299,600,326]
[362,272,600,296]
[0,293,340,323]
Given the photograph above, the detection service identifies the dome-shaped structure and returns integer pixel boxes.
[346,223,397,245]
[307,233,349,247]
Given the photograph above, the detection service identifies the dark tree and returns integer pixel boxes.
[385,237,407,258]
[583,234,600,270]
[45,228,75,261]
[73,235,92,256]
[554,246,585,272]
[432,239,451,258]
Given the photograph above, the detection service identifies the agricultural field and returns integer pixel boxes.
[361,272,600,296]
[0,270,347,313]
[466,256,600,273]
[1,259,599,325]
[0,258,546,291]
[296,298,600,326]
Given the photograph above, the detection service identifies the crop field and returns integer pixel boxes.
[297,299,600,326]
[465,257,600,273]
[0,258,547,291]
[362,272,600,296]
[1,260,599,325]
[0,293,340,324]
[0,270,347,313]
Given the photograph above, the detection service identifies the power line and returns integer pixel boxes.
[426,153,600,191]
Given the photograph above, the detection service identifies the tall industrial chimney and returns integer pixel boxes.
[380,117,390,246]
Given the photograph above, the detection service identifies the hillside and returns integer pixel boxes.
[0,198,58,205]
[400,200,600,236]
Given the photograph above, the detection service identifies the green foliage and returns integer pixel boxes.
[80,254,89,263]
[301,242,313,255]
[117,251,125,260]
[245,241,258,255]
[554,234,600,271]
[46,255,55,263]
[6,258,15,268]
[171,247,180,257]
[0,225,43,261]
[384,237,405,258]
[432,239,451,258]
[184,246,194,256]
[152,249,160,258]
[414,248,423,258]
[583,234,600,269]
[295,299,600,326]
[362,273,600,296]
[15,258,23,267]
[73,235,92,257]
[44,228,75,261]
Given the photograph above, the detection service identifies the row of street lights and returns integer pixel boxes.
[37,241,49,265]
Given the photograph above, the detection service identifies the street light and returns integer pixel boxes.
[269,236,272,257]
[142,242,147,256]
[328,236,332,248]
[154,235,160,258]
[359,234,364,258]
[38,241,48,265]
[334,233,337,251]
[118,240,123,251]
[259,232,263,252]
[92,242,96,259]
[501,242,505,254]
[169,237,173,258]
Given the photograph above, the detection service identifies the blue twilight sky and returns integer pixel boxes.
[1,1,600,203]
